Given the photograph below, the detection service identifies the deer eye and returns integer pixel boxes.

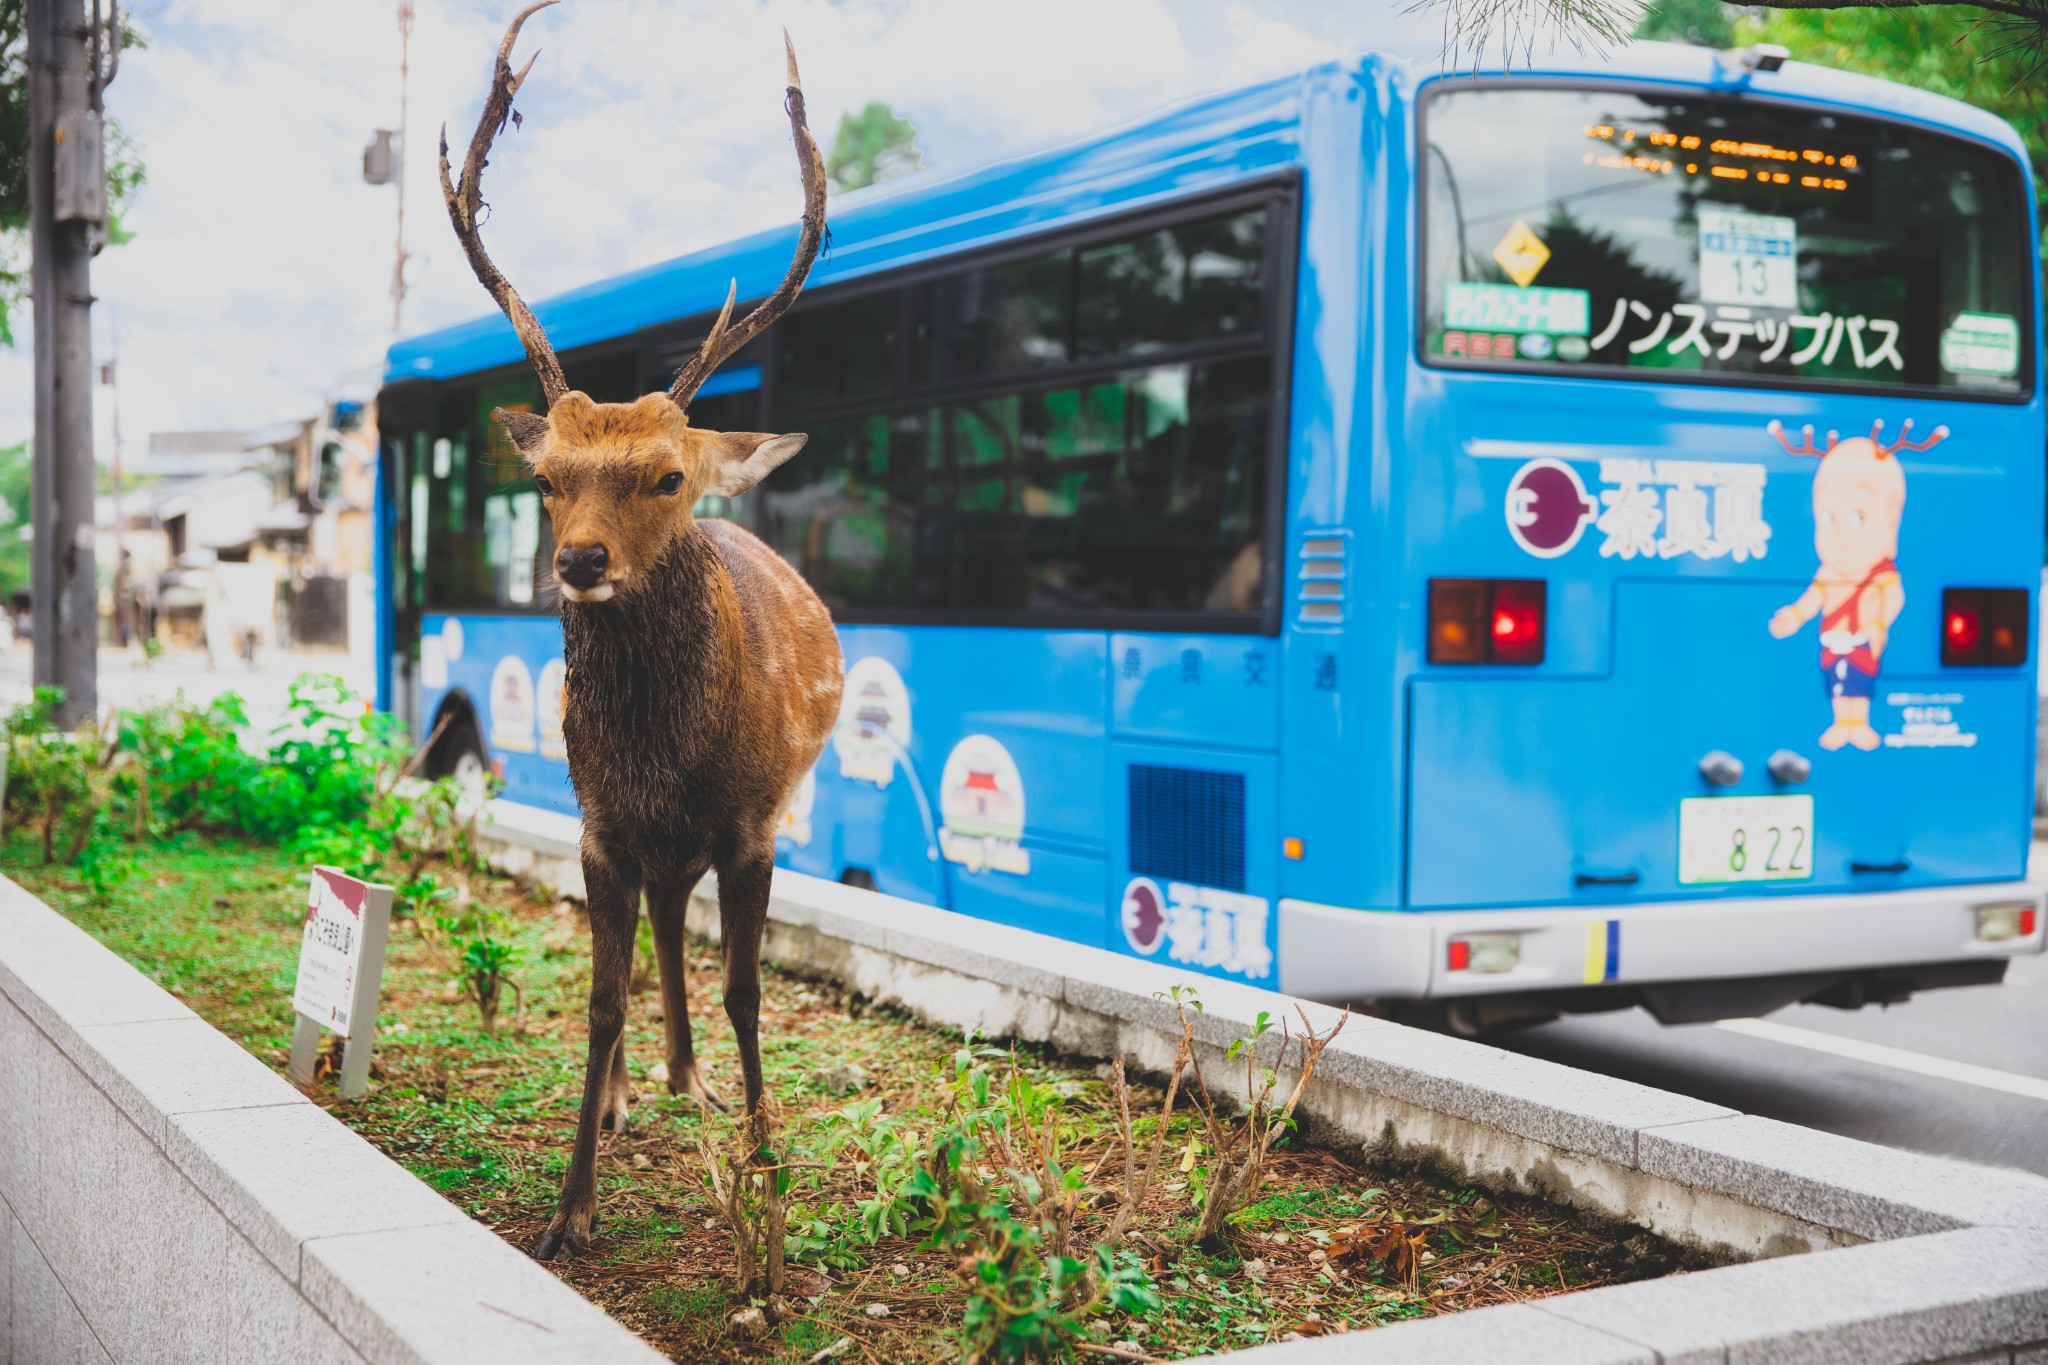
[655,471,684,496]
[533,474,556,497]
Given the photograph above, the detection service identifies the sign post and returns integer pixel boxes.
[288,866,395,1100]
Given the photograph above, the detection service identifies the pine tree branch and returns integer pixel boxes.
[1746,0,2048,25]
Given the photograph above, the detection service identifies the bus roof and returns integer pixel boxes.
[384,41,2032,388]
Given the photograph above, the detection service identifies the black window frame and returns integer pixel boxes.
[1413,76,2040,405]
[756,175,1299,636]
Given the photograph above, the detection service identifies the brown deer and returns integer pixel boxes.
[440,1,840,1262]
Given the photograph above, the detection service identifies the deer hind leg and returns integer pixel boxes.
[600,1028,634,1132]
[535,851,639,1263]
[648,871,728,1112]
[714,842,776,1119]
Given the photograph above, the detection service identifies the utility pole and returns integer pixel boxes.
[363,3,415,335]
[392,1,414,334]
[101,309,126,648]
[27,0,116,726]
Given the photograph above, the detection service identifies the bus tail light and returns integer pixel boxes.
[1976,902,2038,941]
[1447,933,1521,973]
[1429,579,1546,665]
[1941,588,2029,666]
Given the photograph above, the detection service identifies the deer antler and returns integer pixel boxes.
[441,0,569,408]
[668,31,829,412]
[1871,417,1950,459]
[1765,420,1837,458]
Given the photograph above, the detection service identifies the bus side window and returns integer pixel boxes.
[759,198,1282,626]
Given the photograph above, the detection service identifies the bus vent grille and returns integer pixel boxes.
[1297,533,1346,627]
[1128,764,1246,892]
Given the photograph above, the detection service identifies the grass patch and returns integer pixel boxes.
[6,832,1701,1361]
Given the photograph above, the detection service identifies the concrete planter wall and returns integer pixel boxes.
[8,797,2048,1365]
[0,875,663,1365]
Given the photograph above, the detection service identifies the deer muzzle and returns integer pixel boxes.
[556,542,612,600]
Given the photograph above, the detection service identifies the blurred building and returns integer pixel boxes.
[100,378,380,660]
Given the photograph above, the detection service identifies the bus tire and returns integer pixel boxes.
[426,704,490,798]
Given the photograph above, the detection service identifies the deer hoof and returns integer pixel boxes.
[669,1062,731,1113]
[533,1214,589,1262]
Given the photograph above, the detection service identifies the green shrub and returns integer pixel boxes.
[3,673,431,877]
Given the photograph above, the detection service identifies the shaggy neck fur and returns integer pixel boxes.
[558,526,746,858]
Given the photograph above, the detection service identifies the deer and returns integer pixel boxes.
[440,1,840,1262]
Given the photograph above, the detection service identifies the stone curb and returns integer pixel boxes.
[0,873,663,1365]
[666,861,2048,1364]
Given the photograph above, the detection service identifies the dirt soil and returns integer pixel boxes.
[7,834,1707,1362]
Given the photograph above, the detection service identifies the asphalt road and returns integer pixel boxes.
[1496,903,2048,1180]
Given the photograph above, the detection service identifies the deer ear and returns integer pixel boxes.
[494,407,550,462]
[707,432,808,497]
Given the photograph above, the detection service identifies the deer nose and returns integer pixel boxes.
[555,543,609,589]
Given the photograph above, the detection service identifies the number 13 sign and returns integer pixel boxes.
[288,866,394,1100]
[1698,208,1798,312]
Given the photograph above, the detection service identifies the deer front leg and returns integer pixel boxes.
[649,872,728,1112]
[714,844,776,1118]
[535,852,639,1262]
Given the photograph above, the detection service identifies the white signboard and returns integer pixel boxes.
[289,867,394,1098]
[1698,209,1798,310]
[294,867,369,1031]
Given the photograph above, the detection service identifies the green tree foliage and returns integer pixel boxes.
[0,0,147,346]
[1634,0,1745,47]
[0,439,28,600]
[825,100,924,194]
[1749,8,2048,212]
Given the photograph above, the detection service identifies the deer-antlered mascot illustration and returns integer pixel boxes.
[440,1,841,1262]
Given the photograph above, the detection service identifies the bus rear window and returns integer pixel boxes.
[1420,86,2032,396]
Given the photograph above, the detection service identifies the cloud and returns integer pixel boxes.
[0,0,1516,450]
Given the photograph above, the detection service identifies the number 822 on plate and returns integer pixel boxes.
[1678,795,1813,885]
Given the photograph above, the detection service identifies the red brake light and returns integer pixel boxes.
[1430,578,1546,665]
[1490,581,1546,664]
[1447,939,1471,971]
[1945,606,1981,657]
[2024,908,2039,938]
[1942,588,2029,666]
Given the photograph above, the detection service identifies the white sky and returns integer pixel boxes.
[0,0,1624,455]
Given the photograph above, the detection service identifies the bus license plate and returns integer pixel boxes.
[1678,795,1814,885]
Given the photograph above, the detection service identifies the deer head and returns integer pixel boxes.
[441,1,827,603]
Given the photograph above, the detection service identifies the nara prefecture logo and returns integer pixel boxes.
[1505,458,1598,558]
[1122,876,1167,956]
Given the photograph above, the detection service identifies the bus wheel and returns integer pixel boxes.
[839,868,878,892]
[427,707,491,802]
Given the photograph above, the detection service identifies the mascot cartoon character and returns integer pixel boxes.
[1766,418,1947,751]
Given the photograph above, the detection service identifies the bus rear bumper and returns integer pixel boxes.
[1277,882,2046,1004]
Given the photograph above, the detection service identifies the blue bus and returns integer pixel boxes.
[377,40,2046,1030]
